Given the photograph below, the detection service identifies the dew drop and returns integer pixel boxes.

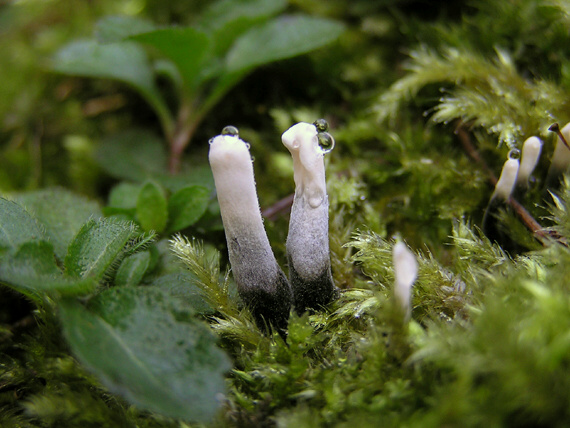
[317,132,335,153]
[245,143,251,149]
[208,138,214,145]
[313,118,328,132]
[308,193,324,208]
[508,148,521,160]
[222,125,239,137]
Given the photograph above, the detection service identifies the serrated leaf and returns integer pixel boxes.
[94,129,168,181]
[59,287,231,421]
[95,15,157,44]
[130,28,210,89]
[0,241,96,298]
[225,15,345,73]
[0,198,45,250]
[15,188,102,260]
[51,39,169,122]
[167,186,210,232]
[115,250,152,287]
[136,181,168,233]
[65,218,140,280]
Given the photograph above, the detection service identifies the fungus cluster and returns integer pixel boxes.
[208,120,422,333]
[208,121,339,333]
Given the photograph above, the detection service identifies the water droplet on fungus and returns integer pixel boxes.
[313,118,329,132]
[222,125,239,137]
[508,148,521,160]
[317,132,335,153]
[308,192,324,208]
[208,138,214,145]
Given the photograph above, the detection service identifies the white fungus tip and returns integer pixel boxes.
[393,241,418,292]
[493,158,519,201]
[517,136,542,185]
[551,122,570,171]
[393,241,418,320]
[281,122,327,209]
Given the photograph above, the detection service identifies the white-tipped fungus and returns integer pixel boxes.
[549,122,570,177]
[516,136,542,187]
[209,128,292,332]
[492,157,520,201]
[392,241,418,322]
[482,155,520,244]
[282,121,336,314]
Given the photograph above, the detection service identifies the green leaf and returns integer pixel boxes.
[150,271,213,314]
[95,129,168,181]
[130,28,211,89]
[0,198,45,250]
[158,166,215,193]
[115,250,152,287]
[59,287,231,421]
[108,182,142,209]
[0,241,96,298]
[95,15,157,44]
[167,186,210,233]
[15,188,102,260]
[51,40,171,130]
[65,218,140,280]
[136,181,168,233]
[225,15,345,73]
[199,0,286,31]
[198,0,287,55]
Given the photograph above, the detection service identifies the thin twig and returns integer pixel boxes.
[262,194,294,220]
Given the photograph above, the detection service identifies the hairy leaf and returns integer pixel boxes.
[115,250,152,287]
[150,271,213,314]
[64,218,140,280]
[0,198,45,250]
[0,241,96,298]
[16,188,102,260]
[59,287,231,421]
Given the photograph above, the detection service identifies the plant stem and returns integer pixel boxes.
[168,102,203,174]
[262,194,294,220]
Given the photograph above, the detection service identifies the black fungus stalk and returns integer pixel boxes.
[208,126,292,334]
[282,121,337,314]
